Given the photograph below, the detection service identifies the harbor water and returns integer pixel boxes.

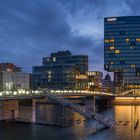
[0,102,140,140]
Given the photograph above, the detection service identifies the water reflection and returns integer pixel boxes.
[2,102,140,140]
[89,105,140,140]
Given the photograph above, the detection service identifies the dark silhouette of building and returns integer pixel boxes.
[102,73,115,93]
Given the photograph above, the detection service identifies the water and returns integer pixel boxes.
[0,103,140,140]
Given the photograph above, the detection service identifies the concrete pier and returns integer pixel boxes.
[0,100,19,120]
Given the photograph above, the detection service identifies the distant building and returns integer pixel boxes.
[0,63,30,91]
[88,71,103,91]
[102,73,115,93]
[0,63,21,72]
[32,50,88,90]
[75,73,88,90]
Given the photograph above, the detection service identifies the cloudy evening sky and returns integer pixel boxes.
[0,0,139,74]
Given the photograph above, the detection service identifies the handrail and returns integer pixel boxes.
[45,92,116,128]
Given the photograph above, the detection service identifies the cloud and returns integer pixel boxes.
[0,0,137,76]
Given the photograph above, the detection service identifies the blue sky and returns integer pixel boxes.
[0,0,139,74]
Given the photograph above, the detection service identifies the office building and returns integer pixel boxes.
[33,51,88,90]
[0,63,30,91]
[88,71,103,91]
[104,16,140,92]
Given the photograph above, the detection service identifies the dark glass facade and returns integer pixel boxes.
[33,51,88,90]
[104,16,140,91]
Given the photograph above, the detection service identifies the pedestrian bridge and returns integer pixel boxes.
[0,89,45,100]
[49,90,114,96]
[120,89,140,96]
[45,92,116,128]
[0,89,116,129]
[0,89,114,100]
[1,88,140,100]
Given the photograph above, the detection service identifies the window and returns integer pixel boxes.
[105,39,109,43]
[110,61,114,65]
[125,38,130,43]
[105,65,109,69]
[130,39,136,46]
[130,64,136,68]
[110,46,115,50]
[136,72,140,76]
[136,38,140,42]
[110,39,114,43]
[120,61,125,65]
[53,57,56,62]
[115,50,120,54]
[120,31,125,35]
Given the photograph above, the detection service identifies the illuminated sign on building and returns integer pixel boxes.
[107,18,117,22]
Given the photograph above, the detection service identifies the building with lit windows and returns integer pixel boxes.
[88,71,103,91]
[32,51,88,90]
[0,63,30,91]
[104,16,140,92]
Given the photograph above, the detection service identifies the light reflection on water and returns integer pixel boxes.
[1,103,140,140]
[88,105,140,140]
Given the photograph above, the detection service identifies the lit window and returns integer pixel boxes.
[115,50,120,54]
[136,38,140,42]
[125,38,130,43]
[104,39,109,43]
[48,75,51,78]
[53,57,56,62]
[110,39,114,43]
[131,64,136,68]
[48,71,51,74]
[110,61,114,65]
[105,65,109,69]
[110,46,115,50]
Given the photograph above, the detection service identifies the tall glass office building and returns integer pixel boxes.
[104,16,140,92]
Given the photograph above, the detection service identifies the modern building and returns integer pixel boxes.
[104,16,140,92]
[32,51,88,90]
[102,73,115,93]
[88,71,103,91]
[0,63,30,91]
[75,73,88,90]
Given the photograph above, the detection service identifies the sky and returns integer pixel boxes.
[0,0,139,74]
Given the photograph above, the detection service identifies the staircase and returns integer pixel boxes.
[121,89,134,95]
[45,93,116,129]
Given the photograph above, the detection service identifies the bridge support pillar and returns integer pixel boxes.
[92,96,96,116]
[0,100,19,120]
[31,99,36,123]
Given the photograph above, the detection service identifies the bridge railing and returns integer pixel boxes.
[0,89,44,97]
[45,92,116,128]
[119,89,140,96]
[49,90,114,96]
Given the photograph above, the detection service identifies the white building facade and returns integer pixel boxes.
[0,71,30,91]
